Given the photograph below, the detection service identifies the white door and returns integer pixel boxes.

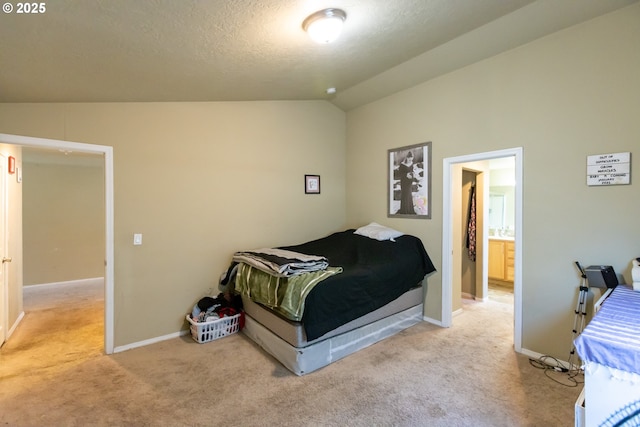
[0,154,7,347]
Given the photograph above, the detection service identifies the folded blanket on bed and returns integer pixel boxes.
[232,248,329,277]
[235,263,343,321]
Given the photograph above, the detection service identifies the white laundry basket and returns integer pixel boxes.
[185,312,243,344]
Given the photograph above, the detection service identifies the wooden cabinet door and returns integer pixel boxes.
[488,240,505,280]
[505,241,515,282]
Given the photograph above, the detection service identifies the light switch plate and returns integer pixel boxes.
[133,233,142,245]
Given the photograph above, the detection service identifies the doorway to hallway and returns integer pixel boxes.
[0,133,114,354]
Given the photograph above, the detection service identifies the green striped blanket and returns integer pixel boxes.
[235,262,343,321]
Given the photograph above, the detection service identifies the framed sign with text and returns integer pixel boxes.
[587,152,631,186]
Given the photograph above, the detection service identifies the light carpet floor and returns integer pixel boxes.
[0,281,582,426]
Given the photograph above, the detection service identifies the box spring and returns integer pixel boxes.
[241,286,423,375]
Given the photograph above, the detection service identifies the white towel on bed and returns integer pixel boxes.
[233,248,329,277]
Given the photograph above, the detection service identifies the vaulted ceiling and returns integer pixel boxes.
[1,0,637,111]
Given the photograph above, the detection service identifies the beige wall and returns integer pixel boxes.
[0,144,24,333]
[345,4,640,359]
[0,101,347,346]
[22,161,105,285]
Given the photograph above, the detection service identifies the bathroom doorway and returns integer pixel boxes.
[442,147,523,352]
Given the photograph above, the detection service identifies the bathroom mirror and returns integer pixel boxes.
[489,193,505,230]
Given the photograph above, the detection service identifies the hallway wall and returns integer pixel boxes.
[22,156,105,285]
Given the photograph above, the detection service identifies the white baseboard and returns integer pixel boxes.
[25,277,104,290]
[519,347,570,370]
[6,311,25,340]
[422,315,446,327]
[113,329,190,354]
[461,292,475,300]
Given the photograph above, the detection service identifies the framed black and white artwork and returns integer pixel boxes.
[388,142,431,219]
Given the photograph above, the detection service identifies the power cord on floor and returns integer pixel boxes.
[529,355,584,387]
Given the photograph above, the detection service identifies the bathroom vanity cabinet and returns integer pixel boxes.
[488,238,514,282]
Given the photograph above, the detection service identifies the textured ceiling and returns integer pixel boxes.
[0,0,637,110]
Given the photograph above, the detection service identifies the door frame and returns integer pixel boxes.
[442,147,523,352]
[0,153,6,346]
[0,133,114,354]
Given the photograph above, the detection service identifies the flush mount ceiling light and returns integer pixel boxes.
[302,8,347,44]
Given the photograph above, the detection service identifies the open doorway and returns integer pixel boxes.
[486,157,516,304]
[441,148,523,352]
[458,160,515,307]
[0,133,114,354]
[22,147,105,292]
[18,147,105,362]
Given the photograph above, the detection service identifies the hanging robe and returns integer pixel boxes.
[466,185,476,262]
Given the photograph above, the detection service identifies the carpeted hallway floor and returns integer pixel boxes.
[0,281,582,426]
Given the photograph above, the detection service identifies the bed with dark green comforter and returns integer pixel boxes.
[237,229,436,342]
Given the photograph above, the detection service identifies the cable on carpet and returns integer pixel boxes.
[529,355,584,387]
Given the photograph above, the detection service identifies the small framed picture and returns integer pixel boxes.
[305,175,321,194]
